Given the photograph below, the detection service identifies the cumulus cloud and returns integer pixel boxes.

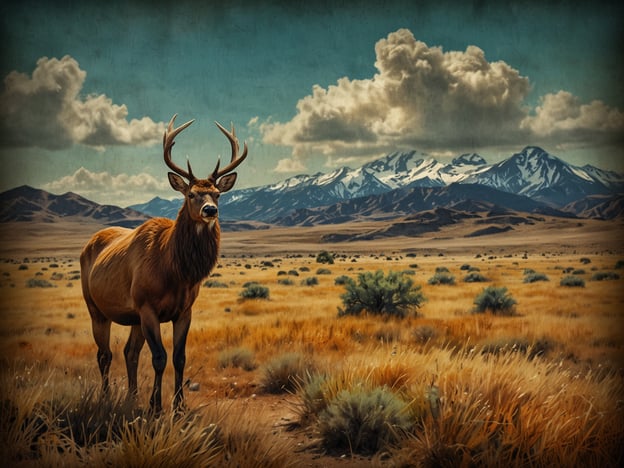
[521,91,624,143]
[43,167,172,206]
[0,55,164,150]
[262,28,623,170]
[274,157,307,173]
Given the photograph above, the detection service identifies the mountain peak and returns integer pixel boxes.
[452,153,487,166]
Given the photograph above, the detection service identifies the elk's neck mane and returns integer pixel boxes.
[170,206,220,285]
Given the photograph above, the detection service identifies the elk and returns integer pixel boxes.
[80,114,247,413]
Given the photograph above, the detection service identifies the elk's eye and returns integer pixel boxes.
[214,193,220,199]
[188,192,195,199]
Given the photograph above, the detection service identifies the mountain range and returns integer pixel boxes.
[0,185,149,227]
[1,146,622,230]
[130,146,624,223]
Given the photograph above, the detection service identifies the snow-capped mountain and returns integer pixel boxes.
[129,146,624,222]
[462,146,613,205]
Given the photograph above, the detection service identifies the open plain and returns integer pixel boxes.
[1,217,623,466]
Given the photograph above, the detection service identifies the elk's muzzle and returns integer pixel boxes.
[201,204,218,219]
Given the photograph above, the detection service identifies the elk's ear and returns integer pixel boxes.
[216,173,237,193]
[168,172,188,193]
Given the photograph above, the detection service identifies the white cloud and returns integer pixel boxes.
[0,55,164,150]
[261,28,624,171]
[273,157,307,173]
[521,91,624,143]
[42,167,172,206]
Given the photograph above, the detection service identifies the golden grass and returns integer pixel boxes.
[1,249,623,465]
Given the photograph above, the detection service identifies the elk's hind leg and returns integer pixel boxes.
[139,307,167,414]
[124,324,145,402]
[88,310,112,393]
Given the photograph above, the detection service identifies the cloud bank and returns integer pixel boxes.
[43,167,171,206]
[263,28,623,171]
[0,55,164,150]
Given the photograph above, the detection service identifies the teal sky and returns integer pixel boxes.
[1,0,623,206]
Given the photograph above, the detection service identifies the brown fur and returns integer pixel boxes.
[80,116,245,413]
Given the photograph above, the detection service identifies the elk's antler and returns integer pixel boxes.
[163,114,195,180]
[210,122,248,182]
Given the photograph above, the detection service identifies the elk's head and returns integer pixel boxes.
[163,114,248,225]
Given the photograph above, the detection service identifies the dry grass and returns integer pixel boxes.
[1,244,623,465]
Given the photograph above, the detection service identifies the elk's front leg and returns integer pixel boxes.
[140,308,167,414]
[173,311,191,412]
[124,324,145,402]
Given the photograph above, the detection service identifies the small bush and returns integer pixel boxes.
[463,272,489,283]
[218,347,257,371]
[428,272,455,285]
[435,266,449,273]
[18,264,28,270]
[240,283,270,300]
[318,387,412,455]
[277,278,294,286]
[260,353,314,394]
[338,270,425,318]
[316,251,334,264]
[26,278,55,288]
[560,275,585,287]
[523,272,549,283]
[301,276,319,286]
[203,279,229,288]
[591,271,620,281]
[580,257,592,265]
[615,260,624,269]
[316,268,332,275]
[473,286,517,315]
[334,275,351,285]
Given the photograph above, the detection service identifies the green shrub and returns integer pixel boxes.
[435,266,449,273]
[239,283,270,300]
[523,272,549,283]
[316,251,334,264]
[338,270,425,318]
[301,276,319,286]
[560,275,585,287]
[218,347,257,371]
[615,260,624,269]
[277,278,294,286]
[473,286,517,315]
[334,275,351,285]
[26,278,55,288]
[203,279,229,288]
[318,387,412,455]
[427,272,455,285]
[591,271,620,281]
[316,268,332,275]
[260,353,314,394]
[463,272,488,283]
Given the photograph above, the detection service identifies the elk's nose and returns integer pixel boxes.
[201,204,218,218]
